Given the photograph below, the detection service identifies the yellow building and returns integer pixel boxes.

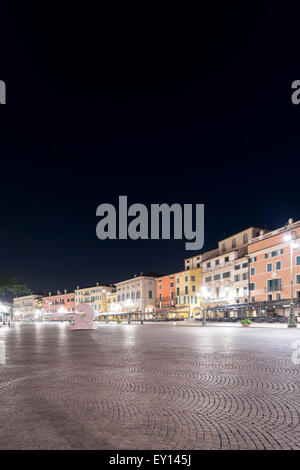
[74,283,115,315]
[156,267,203,320]
[173,267,203,319]
[106,291,118,318]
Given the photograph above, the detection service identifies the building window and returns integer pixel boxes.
[205,276,212,282]
[251,267,255,276]
[243,233,248,244]
[136,291,140,299]
[267,278,282,291]
[296,256,300,266]
[192,285,196,292]
[234,265,240,270]
[242,263,248,268]
[185,276,188,282]
[149,290,152,299]
[215,260,220,265]
[234,275,240,282]
[296,274,300,285]
[191,276,195,281]
[185,286,188,295]
[249,283,255,291]
[267,263,272,272]
[224,256,229,262]
[244,287,248,296]
[222,243,226,252]
[268,294,272,301]
[279,249,283,255]
[242,273,248,280]
[276,261,281,270]
[232,238,236,248]
[271,251,278,257]
[265,253,269,259]
[214,274,220,281]
[176,287,180,296]
[207,263,211,268]
[276,293,281,300]
[223,272,231,279]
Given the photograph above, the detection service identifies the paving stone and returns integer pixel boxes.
[0,323,299,449]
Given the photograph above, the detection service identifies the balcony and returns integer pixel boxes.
[265,285,282,292]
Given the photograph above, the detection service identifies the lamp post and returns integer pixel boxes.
[245,255,251,318]
[284,218,298,328]
[200,287,207,326]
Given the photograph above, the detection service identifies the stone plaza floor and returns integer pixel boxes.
[0,323,299,450]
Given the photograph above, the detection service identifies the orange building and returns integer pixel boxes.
[248,219,300,317]
[156,274,176,310]
[42,290,75,320]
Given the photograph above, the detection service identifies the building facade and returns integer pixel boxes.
[248,220,300,317]
[155,268,203,319]
[115,274,159,319]
[13,294,42,320]
[42,290,75,320]
[75,283,115,315]
[185,227,267,317]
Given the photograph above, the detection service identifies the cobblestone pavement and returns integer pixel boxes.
[0,323,299,450]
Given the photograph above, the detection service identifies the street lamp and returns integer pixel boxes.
[200,287,207,326]
[284,218,298,328]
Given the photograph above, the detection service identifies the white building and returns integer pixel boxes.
[185,227,268,316]
[115,273,159,316]
[13,294,42,320]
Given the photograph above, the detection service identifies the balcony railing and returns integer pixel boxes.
[265,285,282,292]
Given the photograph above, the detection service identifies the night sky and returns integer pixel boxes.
[1,3,300,295]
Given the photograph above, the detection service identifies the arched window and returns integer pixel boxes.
[126,293,130,299]
[136,291,140,299]
[222,243,226,252]
[232,238,236,248]
[131,292,135,299]
[243,233,248,244]
[122,294,125,301]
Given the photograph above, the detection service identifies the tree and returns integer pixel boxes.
[0,275,30,297]
[0,275,30,324]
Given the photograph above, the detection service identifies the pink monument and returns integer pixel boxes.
[70,303,94,330]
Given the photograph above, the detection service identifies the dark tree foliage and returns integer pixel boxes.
[0,275,30,296]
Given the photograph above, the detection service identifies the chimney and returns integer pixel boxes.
[49,292,51,296]
[64,289,67,294]
[57,290,60,295]
[76,285,79,290]
[96,282,99,286]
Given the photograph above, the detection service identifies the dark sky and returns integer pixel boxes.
[1,3,300,295]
